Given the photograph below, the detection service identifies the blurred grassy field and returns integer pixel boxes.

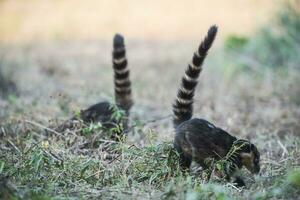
[0,0,274,43]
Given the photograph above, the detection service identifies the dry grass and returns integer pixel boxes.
[0,37,299,199]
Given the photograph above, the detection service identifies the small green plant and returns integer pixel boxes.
[109,103,126,122]
[203,142,246,183]
[107,123,124,138]
[24,143,63,174]
[74,109,81,119]
[81,122,103,136]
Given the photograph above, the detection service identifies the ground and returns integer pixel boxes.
[0,36,299,199]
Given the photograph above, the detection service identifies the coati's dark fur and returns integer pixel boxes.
[174,119,260,186]
[173,25,260,187]
[77,34,132,133]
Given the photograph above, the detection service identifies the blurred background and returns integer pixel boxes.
[0,0,299,138]
[0,0,274,43]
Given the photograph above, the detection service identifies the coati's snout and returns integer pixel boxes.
[238,141,260,174]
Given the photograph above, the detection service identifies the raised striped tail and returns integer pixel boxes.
[112,33,133,112]
[173,25,218,128]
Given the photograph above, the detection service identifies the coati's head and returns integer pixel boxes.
[232,139,260,174]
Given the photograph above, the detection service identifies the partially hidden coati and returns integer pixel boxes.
[75,33,133,135]
[172,25,260,187]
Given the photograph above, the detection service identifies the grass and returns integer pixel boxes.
[0,38,300,199]
[1,123,299,199]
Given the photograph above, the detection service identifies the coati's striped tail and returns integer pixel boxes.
[112,33,133,111]
[173,25,218,128]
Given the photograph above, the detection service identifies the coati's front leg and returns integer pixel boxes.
[224,164,245,187]
[175,145,192,170]
[179,153,192,171]
[233,176,245,187]
[225,174,245,187]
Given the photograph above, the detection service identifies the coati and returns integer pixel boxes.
[77,33,133,134]
[172,25,260,187]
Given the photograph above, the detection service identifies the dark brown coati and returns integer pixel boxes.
[78,33,133,133]
[173,25,260,187]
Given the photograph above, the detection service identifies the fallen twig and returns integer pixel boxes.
[25,120,63,137]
